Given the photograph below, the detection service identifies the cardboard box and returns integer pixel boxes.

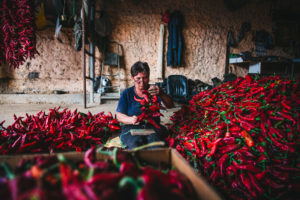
[134,148,222,200]
[0,148,222,200]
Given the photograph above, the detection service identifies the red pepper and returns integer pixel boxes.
[229,126,241,132]
[268,131,295,152]
[240,173,257,197]
[281,100,291,110]
[193,139,200,155]
[225,132,231,137]
[270,169,289,182]
[134,95,141,102]
[19,141,36,151]
[273,165,300,172]
[207,138,222,149]
[247,86,264,97]
[206,138,222,158]
[237,111,256,122]
[255,170,269,180]
[232,161,261,173]
[264,177,285,189]
[269,126,285,138]
[240,130,254,147]
[219,144,240,154]
[203,106,218,112]
[256,145,265,153]
[220,136,236,145]
[210,167,220,182]
[56,142,64,149]
[183,141,194,152]
[248,173,263,194]
[257,154,267,162]
[237,149,256,158]
[260,122,267,138]
[87,172,122,188]
[200,139,207,156]
[239,120,256,132]
[277,111,296,126]
[218,154,228,177]
[108,124,120,130]
[145,118,161,129]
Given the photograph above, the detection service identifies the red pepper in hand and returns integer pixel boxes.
[134,91,162,129]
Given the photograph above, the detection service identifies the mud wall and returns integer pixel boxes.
[0,0,294,94]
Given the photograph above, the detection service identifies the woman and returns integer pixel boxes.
[116,61,174,149]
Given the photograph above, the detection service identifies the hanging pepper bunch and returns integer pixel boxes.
[0,148,197,200]
[134,90,163,129]
[166,75,300,200]
[0,0,38,68]
[0,20,4,66]
[0,107,121,154]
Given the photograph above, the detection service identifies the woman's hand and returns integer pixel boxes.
[148,85,174,109]
[131,115,139,125]
[116,112,140,125]
[148,85,161,96]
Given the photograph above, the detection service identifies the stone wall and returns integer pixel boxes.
[0,0,294,94]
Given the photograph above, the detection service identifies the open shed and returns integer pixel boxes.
[1,0,299,102]
[0,1,300,200]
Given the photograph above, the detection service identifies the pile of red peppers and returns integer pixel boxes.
[0,148,197,200]
[134,91,162,129]
[0,107,120,154]
[0,0,37,68]
[166,75,300,199]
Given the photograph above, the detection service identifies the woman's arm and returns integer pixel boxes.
[159,90,174,108]
[116,112,139,125]
[149,85,174,108]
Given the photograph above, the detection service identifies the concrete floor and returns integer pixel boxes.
[0,102,180,127]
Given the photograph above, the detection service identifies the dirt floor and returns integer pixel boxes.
[0,102,181,127]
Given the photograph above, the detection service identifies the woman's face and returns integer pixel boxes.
[132,72,149,91]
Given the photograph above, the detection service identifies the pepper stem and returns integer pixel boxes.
[1,163,15,180]
[113,148,121,169]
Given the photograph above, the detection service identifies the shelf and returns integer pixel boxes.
[229,57,244,63]
[229,58,298,78]
[95,93,120,100]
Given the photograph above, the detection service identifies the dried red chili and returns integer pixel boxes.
[0,107,121,154]
[0,0,38,68]
[166,75,300,199]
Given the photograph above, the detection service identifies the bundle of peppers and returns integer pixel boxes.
[0,18,4,66]
[0,0,38,68]
[0,148,197,200]
[0,107,120,154]
[166,75,300,199]
[134,90,162,129]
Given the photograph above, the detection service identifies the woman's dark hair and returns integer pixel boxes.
[130,61,150,77]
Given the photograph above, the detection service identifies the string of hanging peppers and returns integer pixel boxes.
[0,20,4,66]
[0,0,38,68]
[0,148,197,200]
[166,75,300,199]
[0,107,121,154]
[134,91,162,129]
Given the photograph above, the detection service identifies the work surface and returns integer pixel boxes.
[0,103,181,127]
